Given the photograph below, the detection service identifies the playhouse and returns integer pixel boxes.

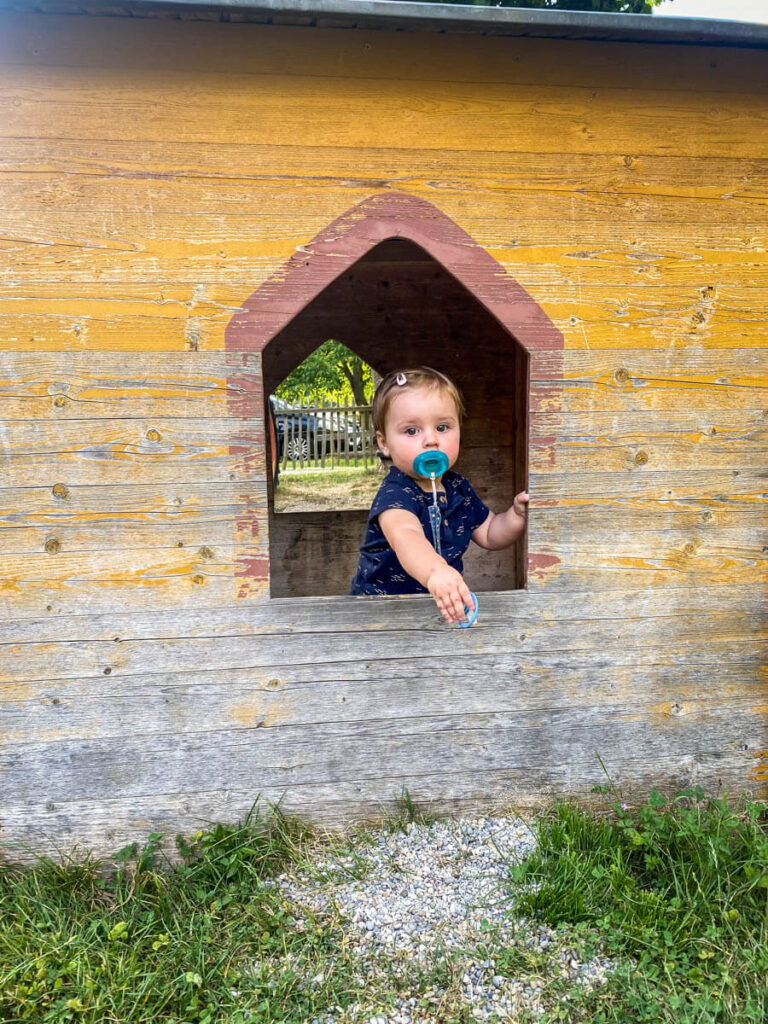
[1,0,766,860]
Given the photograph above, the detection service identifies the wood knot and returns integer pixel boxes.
[44,538,61,554]
[267,678,281,689]
[615,368,629,384]
[52,483,69,499]
[684,543,696,556]
[634,451,648,466]
[192,574,205,585]
[103,667,112,675]
[53,395,66,408]
[198,546,214,560]
[146,428,161,442]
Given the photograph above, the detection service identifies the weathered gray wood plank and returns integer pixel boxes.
[2,583,763,641]
[3,702,762,864]
[3,595,765,679]
[3,656,763,746]
[0,740,750,861]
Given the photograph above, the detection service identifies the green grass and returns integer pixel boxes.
[0,807,358,1024]
[2,791,766,1024]
[502,789,768,1023]
[274,466,381,513]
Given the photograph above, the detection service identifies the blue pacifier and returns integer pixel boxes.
[412,451,479,628]
[460,592,479,629]
[413,450,450,480]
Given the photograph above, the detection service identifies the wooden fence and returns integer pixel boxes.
[274,398,377,470]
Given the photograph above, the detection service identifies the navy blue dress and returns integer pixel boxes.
[350,465,489,595]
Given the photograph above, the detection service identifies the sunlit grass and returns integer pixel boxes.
[274,466,381,513]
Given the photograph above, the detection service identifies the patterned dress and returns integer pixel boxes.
[350,465,489,595]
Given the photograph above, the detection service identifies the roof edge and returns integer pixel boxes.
[4,0,768,48]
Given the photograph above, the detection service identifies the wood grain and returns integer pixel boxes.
[0,10,766,858]
[3,64,767,160]
[2,589,765,859]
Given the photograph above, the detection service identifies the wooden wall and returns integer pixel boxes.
[1,9,766,860]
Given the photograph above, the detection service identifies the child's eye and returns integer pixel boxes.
[436,423,451,433]
[404,427,419,436]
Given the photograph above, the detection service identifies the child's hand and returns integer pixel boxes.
[512,491,529,518]
[426,565,475,624]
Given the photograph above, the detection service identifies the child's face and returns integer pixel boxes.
[377,385,461,481]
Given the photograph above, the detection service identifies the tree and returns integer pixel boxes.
[276,340,374,405]
[418,0,663,11]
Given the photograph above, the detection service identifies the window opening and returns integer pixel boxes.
[262,238,529,599]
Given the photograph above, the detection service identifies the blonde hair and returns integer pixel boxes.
[372,367,465,437]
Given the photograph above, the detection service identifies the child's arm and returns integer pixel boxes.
[378,508,474,624]
[472,492,529,551]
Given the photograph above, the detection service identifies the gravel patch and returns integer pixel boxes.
[272,816,614,1022]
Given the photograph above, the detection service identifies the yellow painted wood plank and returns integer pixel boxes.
[2,284,765,314]
[530,506,756,535]
[0,481,267,529]
[3,296,768,351]
[528,424,767,474]
[3,137,765,201]
[531,349,768,409]
[2,174,767,228]
[3,522,243,558]
[532,356,768,410]
[4,232,766,282]
[525,469,763,517]
[3,208,766,251]
[3,66,768,159]
[0,544,267,618]
[0,351,260,417]
[2,504,758,559]
[1,416,264,487]
[2,410,763,489]
[525,541,766,592]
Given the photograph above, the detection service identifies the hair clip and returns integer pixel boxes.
[395,373,407,386]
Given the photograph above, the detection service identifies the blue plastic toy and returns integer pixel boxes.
[412,450,478,628]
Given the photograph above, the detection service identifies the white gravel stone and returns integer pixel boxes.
[273,816,614,1023]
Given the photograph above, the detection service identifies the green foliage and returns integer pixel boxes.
[3,790,766,1024]
[510,790,768,1022]
[381,787,444,833]
[276,340,375,405]
[0,805,352,1024]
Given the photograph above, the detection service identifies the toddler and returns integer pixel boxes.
[350,367,529,623]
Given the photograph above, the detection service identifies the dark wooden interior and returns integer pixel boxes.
[263,238,529,598]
